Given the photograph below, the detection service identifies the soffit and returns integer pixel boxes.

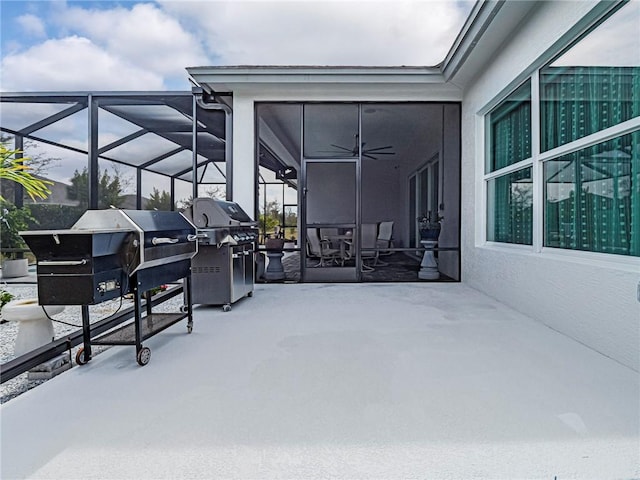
[187,66,446,95]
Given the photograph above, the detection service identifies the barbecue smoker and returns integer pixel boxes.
[21,209,197,366]
[183,198,258,311]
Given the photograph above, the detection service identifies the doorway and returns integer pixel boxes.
[255,102,461,283]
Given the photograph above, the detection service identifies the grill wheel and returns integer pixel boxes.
[75,347,90,365]
[136,347,151,366]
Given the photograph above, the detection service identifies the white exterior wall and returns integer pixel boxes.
[461,0,640,371]
[231,93,257,216]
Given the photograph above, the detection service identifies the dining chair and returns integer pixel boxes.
[319,227,340,248]
[376,221,394,265]
[360,223,379,271]
[306,228,340,266]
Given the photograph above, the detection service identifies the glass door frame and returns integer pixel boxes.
[301,104,363,282]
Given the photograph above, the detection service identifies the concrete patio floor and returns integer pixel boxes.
[1,283,638,479]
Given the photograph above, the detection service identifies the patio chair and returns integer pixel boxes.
[376,221,394,265]
[306,228,340,266]
[360,223,379,271]
[319,227,340,248]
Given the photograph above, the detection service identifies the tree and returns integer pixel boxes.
[146,187,172,211]
[67,167,124,209]
[259,199,281,234]
[0,199,35,251]
[177,186,225,210]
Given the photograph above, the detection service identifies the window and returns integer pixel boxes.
[484,1,640,257]
[540,66,640,151]
[540,1,640,152]
[487,80,531,172]
[488,167,533,245]
[545,131,639,256]
[485,80,532,245]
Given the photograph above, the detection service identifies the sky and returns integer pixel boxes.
[0,0,476,92]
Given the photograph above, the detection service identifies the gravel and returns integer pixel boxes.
[1,283,183,404]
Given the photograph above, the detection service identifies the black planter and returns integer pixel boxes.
[419,226,441,241]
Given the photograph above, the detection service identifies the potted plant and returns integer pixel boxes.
[0,142,51,278]
[0,288,15,321]
[418,211,444,241]
[0,200,35,277]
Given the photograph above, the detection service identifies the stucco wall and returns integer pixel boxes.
[460,0,640,371]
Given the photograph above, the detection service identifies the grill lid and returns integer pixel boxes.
[185,198,256,228]
[22,209,197,274]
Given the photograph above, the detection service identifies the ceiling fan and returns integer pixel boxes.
[325,134,395,160]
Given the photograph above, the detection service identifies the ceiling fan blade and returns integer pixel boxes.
[330,144,354,152]
[365,145,394,152]
[365,151,395,155]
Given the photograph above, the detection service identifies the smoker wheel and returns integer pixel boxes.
[248,291,253,297]
[187,321,193,334]
[137,347,151,366]
[75,348,89,365]
[222,304,231,313]
[180,305,188,313]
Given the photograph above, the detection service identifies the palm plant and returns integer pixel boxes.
[0,143,52,201]
[0,143,51,264]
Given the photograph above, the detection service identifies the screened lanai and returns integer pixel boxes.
[0,91,231,224]
[1,89,464,284]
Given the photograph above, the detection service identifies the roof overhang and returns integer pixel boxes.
[440,0,539,86]
[187,1,545,98]
[187,65,460,101]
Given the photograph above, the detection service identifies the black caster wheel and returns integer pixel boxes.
[137,347,151,366]
[180,305,188,314]
[187,323,193,334]
[222,304,231,313]
[75,347,89,365]
[247,291,253,297]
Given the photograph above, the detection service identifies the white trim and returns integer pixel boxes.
[538,117,640,163]
[475,112,487,246]
[480,241,534,253]
[484,158,533,180]
[531,69,543,253]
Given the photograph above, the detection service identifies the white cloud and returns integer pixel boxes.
[160,0,472,66]
[1,36,165,91]
[1,1,473,93]
[16,13,46,38]
[2,2,211,91]
[52,3,210,81]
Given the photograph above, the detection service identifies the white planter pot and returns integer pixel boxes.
[1,258,29,278]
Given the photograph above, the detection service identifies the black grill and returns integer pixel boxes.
[21,209,198,366]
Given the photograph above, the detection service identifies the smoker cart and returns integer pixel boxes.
[21,209,197,366]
